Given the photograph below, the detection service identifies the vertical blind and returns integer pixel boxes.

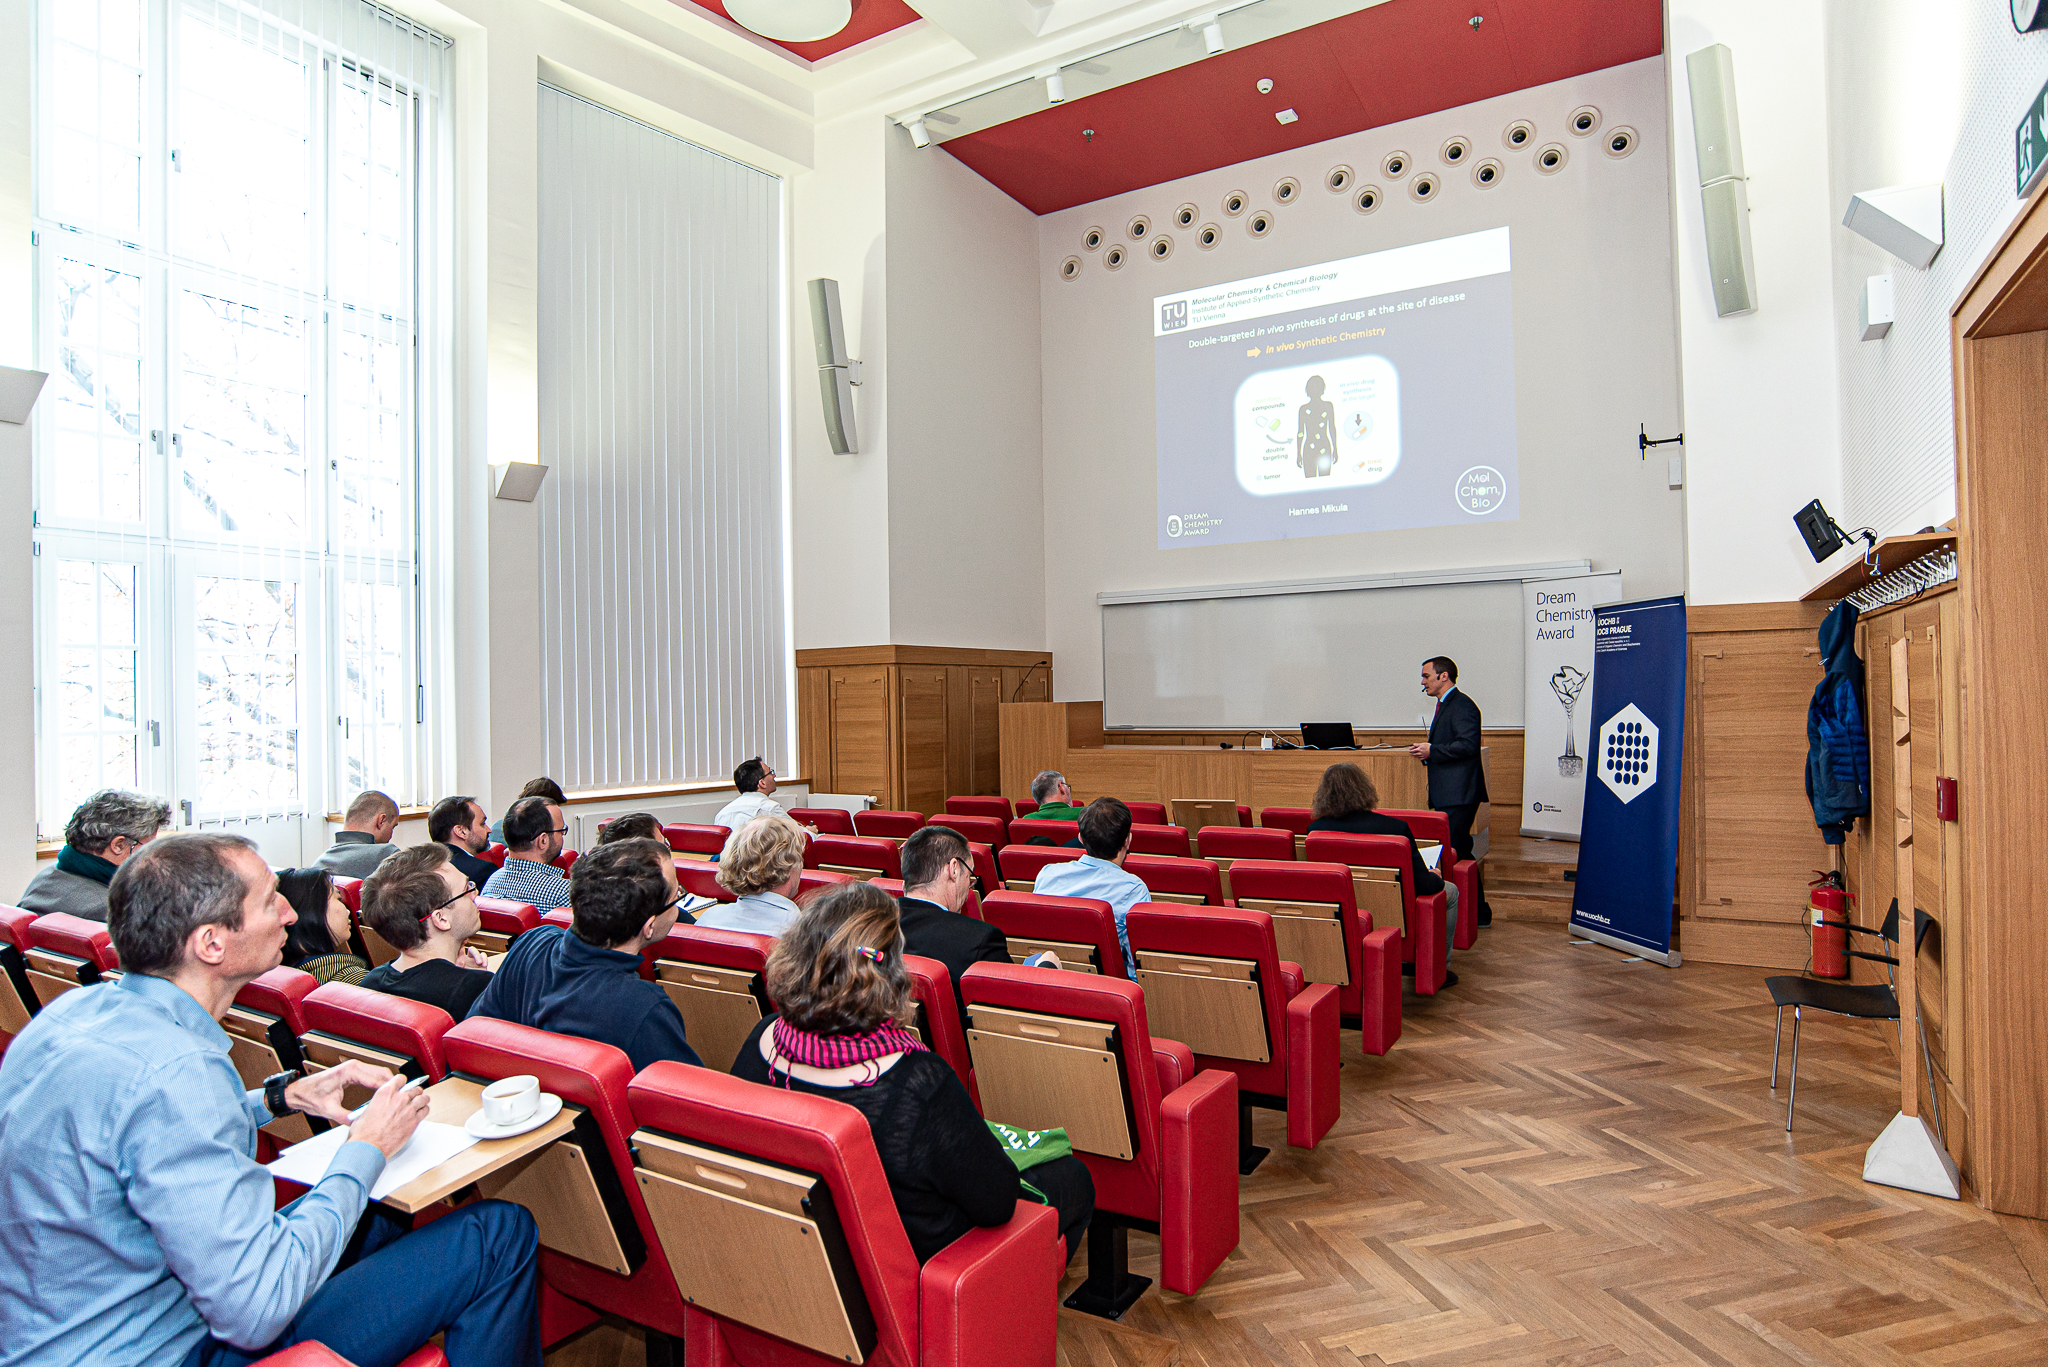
[535,86,789,792]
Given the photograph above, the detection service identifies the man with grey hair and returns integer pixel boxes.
[0,832,542,1365]
[315,789,401,878]
[1028,770,1083,822]
[18,788,170,920]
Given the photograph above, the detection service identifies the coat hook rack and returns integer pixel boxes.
[1638,424,1684,460]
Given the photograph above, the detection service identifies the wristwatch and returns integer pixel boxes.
[262,1070,302,1120]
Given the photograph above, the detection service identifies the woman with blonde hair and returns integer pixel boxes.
[730,882,1094,1265]
[695,812,809,936]
[1307,761,1459,986]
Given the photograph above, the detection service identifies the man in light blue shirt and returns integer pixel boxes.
[0,832,541,1367]
[1031,798,1149,975]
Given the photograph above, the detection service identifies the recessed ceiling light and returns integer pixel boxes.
[724,0,850,43]
[1275,108,1299,125]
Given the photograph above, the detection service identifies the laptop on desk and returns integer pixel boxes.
[1299,722,1358,750]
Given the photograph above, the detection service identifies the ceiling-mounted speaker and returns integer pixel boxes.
[1173,202,1199,228]
[1127,214,1151,239]
[1246,210,1273,237]
[1408,172,1438,202]
[1535,142,1568,174]
[1605,126,1638,158]
[1059,255,1082,281]
[1439,136,1470,165]
[1273,176,1301,203]
[1687,44,1758,316]
[808,278,861,453]
[1325,164,1353,192]
[1568,105,1601,137]
[1472,158,1502,188]
[1353,184,1381,214]
[1381,150,1410,179]
[1149,234,1175,260]
[1222,189,1249,216]
[1197,222,1221,249]
[1103,243,1127,269]
[1503,120,1533,149]
[1082,225,1105,251]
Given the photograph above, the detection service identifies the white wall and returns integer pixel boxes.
[885,126,1047,649]
[1667,0,1845,605]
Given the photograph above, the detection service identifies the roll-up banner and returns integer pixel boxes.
[1571,596,1687,967]
[1521,572,1624,839]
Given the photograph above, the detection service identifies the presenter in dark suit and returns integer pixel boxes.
[1408,656,1490,925]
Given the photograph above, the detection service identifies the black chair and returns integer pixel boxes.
[1764,900,1932,1131]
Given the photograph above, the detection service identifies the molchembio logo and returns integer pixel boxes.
[1596,704,1658,805]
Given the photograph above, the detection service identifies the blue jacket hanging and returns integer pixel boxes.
[1805,600,1870,844]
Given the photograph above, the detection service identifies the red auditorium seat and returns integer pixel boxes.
[300,981,453,1087]
[981,890,1128,979]
[646,925,776,1072]
[994,844,1081,891]
[1195,826,1294,900]
[1005,818,1077,847]
[552,849,579,876]
[868,877,983,921]
[444,1017,688,1353]
[472,896,541,955]
[944,795,1014,823]
[930,812,1007,849]
[662,823,730,862]
[0,906,40,1049]
[332,876,363,913]
[1124,853,1224,906]
[788,807,855,836]
[626,1062,1060,1366]
[1126,823,1190,858]
[960,962,1238,1315]
[22,912,119,1007]
[1122,802,1168,826]
[804,835,902,881]
[1123,905,1341,1170]
[254,1344,446,1366]
[796,868,858,902]
[1014,800,1039,816]
[1258,807,1313,836]
[853,809,925,841]
[481,843,509,868]
[1224,860,1401,1056]
[1380,807,1480,950]
[903,953,977,1106]
[676,861,737,904]
[226,966,319,1148]
[1304,832,1450,996]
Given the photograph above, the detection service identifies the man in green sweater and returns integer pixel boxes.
[1027,771,1085,821]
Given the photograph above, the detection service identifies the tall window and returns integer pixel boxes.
[33,0,451,835]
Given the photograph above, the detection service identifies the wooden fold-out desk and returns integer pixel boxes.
[376,1078,578,1214]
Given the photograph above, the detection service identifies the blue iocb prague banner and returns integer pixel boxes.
[1570,596,1687,966]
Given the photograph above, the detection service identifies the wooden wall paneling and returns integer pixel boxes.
[1000,703,1070,800]
[797,667,832,795]
[1003,664,1051,705]
[827,666,891,804]
[1890,635,1921,1124]
[895,667,951,815]
[1159,752,1256,809]
[1934,592,1968,1152]
[964,668,1004,797]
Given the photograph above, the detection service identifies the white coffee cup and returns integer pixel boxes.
[480,1075,541,1127]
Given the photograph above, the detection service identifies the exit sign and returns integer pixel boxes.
[2019,75,2048,198]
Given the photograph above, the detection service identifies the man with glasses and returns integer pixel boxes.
[895,826,1010,1018]
[712,757,784,838]
[360,844,496,1020]
[466,839,701,1071]
[481,796,572,911]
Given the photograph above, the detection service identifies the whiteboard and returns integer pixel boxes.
[1102,580,1526,730]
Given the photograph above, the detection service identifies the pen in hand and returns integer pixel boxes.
[348,1073,427,1123]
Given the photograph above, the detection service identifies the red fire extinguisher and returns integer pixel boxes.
[1809,873,1849,979]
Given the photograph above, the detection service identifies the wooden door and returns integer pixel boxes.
[896,667,950,815]
[964,668,1004,796]
[828,667,890,802]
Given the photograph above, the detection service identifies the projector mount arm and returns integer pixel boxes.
[1637,424,1684,459]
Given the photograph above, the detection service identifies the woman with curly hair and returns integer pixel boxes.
[1307,761,1457,985]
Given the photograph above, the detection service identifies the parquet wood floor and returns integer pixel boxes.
[548,921,2048,1366]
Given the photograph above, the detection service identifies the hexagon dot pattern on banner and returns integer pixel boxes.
[1596,703,1659,805]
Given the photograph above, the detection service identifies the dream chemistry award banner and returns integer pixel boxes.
[1521,572,1624,840]
[1570,596,1687,966]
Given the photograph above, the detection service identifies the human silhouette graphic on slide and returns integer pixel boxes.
[1295,375,1337,478]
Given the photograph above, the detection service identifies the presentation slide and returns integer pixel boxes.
[1153,227,1519,550]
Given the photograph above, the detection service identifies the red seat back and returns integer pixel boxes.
[301,981,453,1081]
[0,906,34,950]
[852,810,924,840]
[981,890,1127,979]
[235,965,317,1034]
[1123,802,1167,826]
[1259,807,1312,835]
[1379,808,1453,859]
[676,862,737,903]
[944,796,1013,822]
[1123,905,1291,1095]
[481,844,509,868]
[929,813,1006,849]
[474,897,541,937]
[1006,819,1077,847]
[1014,799,1039,816]
[331,876,363,913]
[1127,823,1190,858]
[788,807,855,836]
[661,823,730,856]
[804,835,901,880]
[1197,827,1294,862]
[649,924,775,977]
[996,844,1082,888]
[25,912,120,970]
[1303,832,1416,904]
[965,842,1002,901]
[551,849,579,875]
[1124,854,1224,906]
[796,868,857,903]
[444,1017,686,1337]
[903,953,976,1105]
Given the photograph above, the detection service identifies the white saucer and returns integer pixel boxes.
[464,1092,564,1140]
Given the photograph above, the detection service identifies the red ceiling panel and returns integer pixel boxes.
[689,0,923,62]
[939,0,1662,215]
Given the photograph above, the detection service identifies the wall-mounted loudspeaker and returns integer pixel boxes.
[1059,256,1082,281]
[1149,234,1174,261]
[1535,143,1567,174]
[1222,190,1249,216]
[1440,136,1470,165]
[1246,210,1273,237]
[1173,203,1198,228]
[1381,151,1410,179]
[1353,185,1381,214]
[1503,120,1533,149]
[807,277,860,454]
[1082,226,1105,251]
[1197,222,1221,249]
[1408,173,1438,202]
[1273,176,1300,203]
[1568,105,1601,136]
[1127,214,1151,239]
[1686,44,1757,316]
[1472,159,1502,188]
[1103,243,1127,269]
[1605,126,1637,158]
[1325,164,1353,192]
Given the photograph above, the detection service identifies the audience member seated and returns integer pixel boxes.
[429,793,499,886]
[1029,798,1148,975]
[597,811,664,845]
[467,838,702,1071]
[358,843,495,1020]
[488,777,566,845]
[481,796,572,911]
[1307,762,1458,986]
[0,832,540,1366]
[712,756,784,834]
[315,790,402,878]
[730,882,1094,1263]
[1025,770,1084,822]
[696,813,808,936]
[18,788,171,920]
[277,868,371,987]
[895,826,1009,1017]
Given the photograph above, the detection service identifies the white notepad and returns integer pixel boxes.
[266,1120,480,1200]
[1420,844,1442,871]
